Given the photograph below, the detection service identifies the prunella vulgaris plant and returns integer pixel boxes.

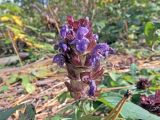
[53,16,114,99]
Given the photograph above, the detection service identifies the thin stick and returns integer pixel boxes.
[7,30,23,66]
[48,5,60,34]
[100,85,134,92]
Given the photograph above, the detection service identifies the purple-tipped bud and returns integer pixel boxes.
[88,54,100,69]
[88,80,96,96]
[53,54,65,67]
[59,42,68,52]
[75,38,89,53]
[60,25,69,39]
[136,78,151,90]
[67,16,74,26]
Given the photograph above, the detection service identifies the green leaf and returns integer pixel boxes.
[144,22,155,36]
[0,3,22,14]
[21,75,30,85]
[122,75,135,83]
[42,32,56,38]
[0,104,35,120]
[31,68,51,78]
[0,85,8,93]
[58,91,71,104]
[130,63,137,77]
[4,39,11,44]
[99,96,160,120]
[19,104,36,120]
[21,75,35,93]
[26,25,40,32]
[50,115,62,120]
[25,83,36,94]
[108,72,121,81]
[144,21,157,46]
[7,74,19,84]
[0,104,25,120]
[78,115,101,120]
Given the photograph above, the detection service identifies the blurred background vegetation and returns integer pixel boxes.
[0,0,160,67]
[0,0,160,119]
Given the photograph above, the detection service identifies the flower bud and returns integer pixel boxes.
[136,78,151,90]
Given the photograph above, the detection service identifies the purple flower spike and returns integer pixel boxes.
[60,25,69,39]
[53,16,114,99]
[53,54,65,67]
[77,27,89,39]
[88,80,96,96]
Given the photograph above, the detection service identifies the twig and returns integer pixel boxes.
[100,85,134,92]
[11,94,30,106]
[36,88,67,113]
[7,30,23,66]
[48,5,60,34]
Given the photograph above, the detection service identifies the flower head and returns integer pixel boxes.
[136,78,151,90]
[140,90,160,116]
[53,16,114,99]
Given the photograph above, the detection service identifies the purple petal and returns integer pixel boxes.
[59,42,68,52]
[53,54,65,67]
[70,38,77,45]
[66,29,75,40]
[60,25,69,39]
[75,38,89,53]
[88,80,96,96]
[89,54,100,69]
[77,27,89,40]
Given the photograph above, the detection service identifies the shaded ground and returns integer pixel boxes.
[0,54,159,119]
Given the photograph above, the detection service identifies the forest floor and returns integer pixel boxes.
[0,54,160,119]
